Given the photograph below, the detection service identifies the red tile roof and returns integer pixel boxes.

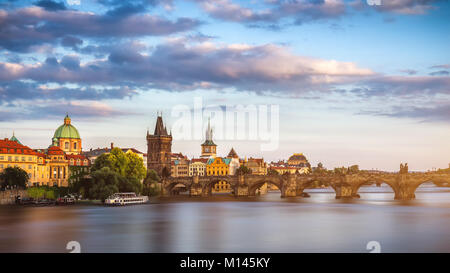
[0,139,39,155]
[47,146,65,155]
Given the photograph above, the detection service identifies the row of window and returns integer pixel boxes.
[0,156,35,162]
[0,164,33,170]
[64,142,78,150]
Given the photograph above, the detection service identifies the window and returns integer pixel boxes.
[0,156,3,160]
[22,156,25,161]
[29,157,32,161]
[65,142,69,150]
[74,142,77,149]
[28,165,32,170]
[15,156,19,161]
[8,156,12,161]
[0,164,3,169]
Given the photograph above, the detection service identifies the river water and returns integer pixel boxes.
[1,185,449,253]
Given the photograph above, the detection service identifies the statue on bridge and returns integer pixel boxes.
[400,163,408,174]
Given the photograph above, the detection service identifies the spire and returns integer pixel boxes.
[154,113,168,136]
[64,114,71,125]
[206,117,213,141]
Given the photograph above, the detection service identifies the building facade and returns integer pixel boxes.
[0,115,89,187]
[243,157,267,175]
[189,158,207,176]
[147,115,172,176]
[269,153,311,175]
[171,153,189,177]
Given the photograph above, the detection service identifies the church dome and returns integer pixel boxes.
[53,115,80,139]
[288,153,308,164]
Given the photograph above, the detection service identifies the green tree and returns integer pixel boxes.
[108,148,129,177]
[348,165,360,174]
[91,153,113,172]
[0,167,29,189]
[88,167,121,202]
[236,166,252,175]
[119,176,142,194]
[27,187,46,199]
[125,152,146,180]
[143,169,161,197]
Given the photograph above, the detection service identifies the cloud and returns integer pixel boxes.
[0,101,132,121]
[429,70,449,76]
[351,75,450,97]
[430,64,450,70]
[0,40,375,93]
[192,0,441,27]
[400,69,417,75]
[34,0,67,11]
[369,0,440,15]
[0,81,137,103]
[361,104,450,123]
[0,6,200,52]
[194,0,347,26]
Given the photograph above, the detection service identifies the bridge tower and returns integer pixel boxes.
[147,113,172,177]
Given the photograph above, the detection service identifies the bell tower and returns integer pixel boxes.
[201,118,217,158]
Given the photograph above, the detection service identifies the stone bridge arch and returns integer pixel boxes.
[164,180,192,196]
[409,174,450,197]
[202,176,237,196]
[351,176,399,199]
[295,176,339,197]
[247,177,284,196]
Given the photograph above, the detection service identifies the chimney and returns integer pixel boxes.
[111,142,114,149]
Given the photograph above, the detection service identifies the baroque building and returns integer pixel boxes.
[269,153,311,175]
[147,114,172,176]
[0,115,89,187]
[52,115,82,155]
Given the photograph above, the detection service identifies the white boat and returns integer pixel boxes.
[105,192,149,206]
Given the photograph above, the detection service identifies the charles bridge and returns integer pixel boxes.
[161,166,450,200]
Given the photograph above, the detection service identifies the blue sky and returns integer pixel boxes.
[0,0,449,171]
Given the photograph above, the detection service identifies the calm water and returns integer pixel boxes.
[1,185,449,253]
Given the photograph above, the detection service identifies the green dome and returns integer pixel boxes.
[53,115,80,139]
[53,124,80,139]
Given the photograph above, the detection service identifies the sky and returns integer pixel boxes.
[0,0,449,171]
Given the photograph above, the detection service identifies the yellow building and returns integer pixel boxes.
[269,153,311,175]
[189,158,207,176]
[206,157,232,193]
[0,138,40,185]
[206,157,231,176]
[0,115,89,188]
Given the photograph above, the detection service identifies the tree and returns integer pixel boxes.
[88,167,121,202]
[0,167,29,189]
[125,152,146,181]
[143,169,161,197]
[267,169,279,176]
[108,148,130,177]
[91,148,146,180]
[119,176,142,194]
[27,187,46,199]
[236,166,252,175]
[348,165,360,174]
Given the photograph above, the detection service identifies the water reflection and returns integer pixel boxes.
[0,186,449,253]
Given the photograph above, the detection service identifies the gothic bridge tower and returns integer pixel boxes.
[147,114,172,176]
